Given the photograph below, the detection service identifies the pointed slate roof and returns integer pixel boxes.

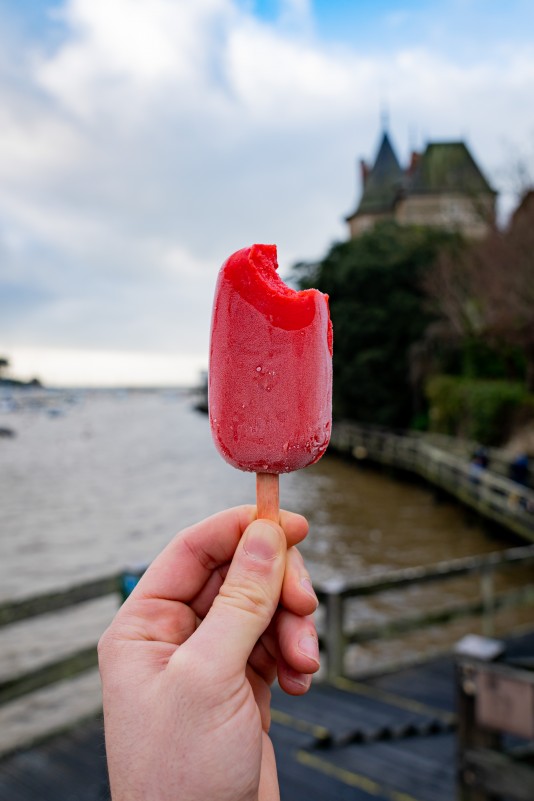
[408,142,496,196]
[356,131,404,215]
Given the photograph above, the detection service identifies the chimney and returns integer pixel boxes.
[407,150,421,176]
[360,159,370,187]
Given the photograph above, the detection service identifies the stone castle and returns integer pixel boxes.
[346,130,497,239]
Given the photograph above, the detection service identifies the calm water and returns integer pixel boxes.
[0,388,530,748]
[0,388,505,599]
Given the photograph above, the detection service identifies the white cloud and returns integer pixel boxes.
[39,0,236,113]
[226,20,355,123]
[277,0,313,34]
[8,346,205,386]
[0,0,533,385]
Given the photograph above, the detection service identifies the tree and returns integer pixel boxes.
[294,222,462,426]
[486,191,534,390]
[0,357,9,379]
[421,241,493,379]
[423,189,534,390]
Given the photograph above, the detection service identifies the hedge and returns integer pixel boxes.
[426,375,534,446]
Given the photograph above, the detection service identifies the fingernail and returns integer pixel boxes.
[301,577,318,607]
[298,635,320,665]
[286,668,312,689]
[243,520,281,561]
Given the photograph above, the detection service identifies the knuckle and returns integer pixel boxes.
[218,579,274,621]
[97,625,122,670]
[97,627,112,663]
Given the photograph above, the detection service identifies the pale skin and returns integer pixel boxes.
[98,505,320,801]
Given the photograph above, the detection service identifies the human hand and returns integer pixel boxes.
[98,505,320,801]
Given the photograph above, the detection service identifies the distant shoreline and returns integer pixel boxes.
[0,380,198,393]
[0,377,42,389]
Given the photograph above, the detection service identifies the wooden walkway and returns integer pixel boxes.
[270,656,457,801]
[330,422,534,543]
[1,629,533,801]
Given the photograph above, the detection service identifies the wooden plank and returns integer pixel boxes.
[272,735,379,801]
[300,732,455,801]
[295,750,413,801]
[0,646,98,706]
[0,719,109,801]
[270,707,331,746]
[0,673,103,760]
[272,683,447,746]
[347,584,534,644]
[476,669,534,739]
[456,661,500,801]
[316,545,534,600]
[336,679,456,722]
[0,574,121,628]
[364,736,456,799]
[324,584,345,681]
[462,748,534,801]
[273,688,368,742]
[460,655,534,688]
[363,656,456,714]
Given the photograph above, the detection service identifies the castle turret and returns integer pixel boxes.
[347,131,497,239]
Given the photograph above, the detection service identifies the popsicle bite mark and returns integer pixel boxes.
[223,244,319,331]
[326,303,334,356]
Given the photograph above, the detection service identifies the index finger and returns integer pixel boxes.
[130,505,308,604]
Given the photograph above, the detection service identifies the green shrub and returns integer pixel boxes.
[293,222,461,427]
[426,375,533,445]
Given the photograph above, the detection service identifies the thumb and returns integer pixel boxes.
[190,518,286,676]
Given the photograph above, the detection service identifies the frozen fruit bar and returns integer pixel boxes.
[209,244,332,474]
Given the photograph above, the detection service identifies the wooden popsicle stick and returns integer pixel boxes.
[256,472,280,523]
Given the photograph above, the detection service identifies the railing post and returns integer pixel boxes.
[456,658,501,801]
[323,579,346,682]
[481,567,495,637]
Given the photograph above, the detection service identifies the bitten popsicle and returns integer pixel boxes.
[209,243,333,521]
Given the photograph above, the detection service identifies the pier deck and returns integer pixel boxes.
[1,629,533,801]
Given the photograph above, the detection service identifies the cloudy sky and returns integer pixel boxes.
[1,0,533,386]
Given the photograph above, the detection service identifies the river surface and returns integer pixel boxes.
[0,387,509,597]
[0,388,531,749]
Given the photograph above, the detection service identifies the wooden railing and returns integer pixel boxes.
[330,423,534,542]
[315,544,534,681]
[2,545,534,709]
[0,574,122,628]
[0,573,124,706]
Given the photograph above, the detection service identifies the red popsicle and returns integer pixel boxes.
[209,244,333,521]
